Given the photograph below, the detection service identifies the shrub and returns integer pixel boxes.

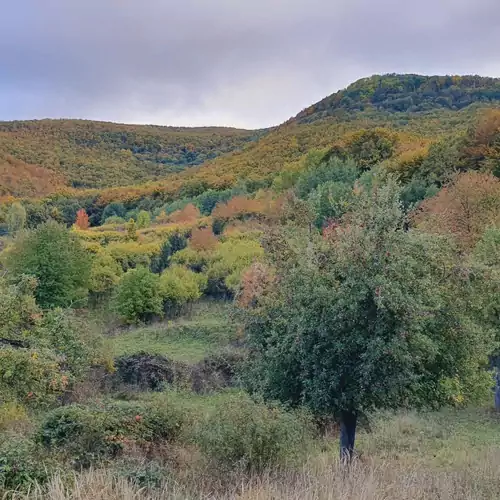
[6,202,26,235]
[0,436,58,491]
[190,227,218,251]
[34,308,101,379]
[150,232,188,274]
[0,402,29,432]
[0,347,69,407]
[114,352,179,390]
[295,157,359,199]
[170,247,209,273]
[102,202,126,221]
[205,238,264,297]
[107,241,160,272]
[0,275,40,342]
[103,215,126,225]
[191,348,246,394]
[195,393,313,471]
[38,400,186,467]
[308,180,354,228]
[113,267,163,324]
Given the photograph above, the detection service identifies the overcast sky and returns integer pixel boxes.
[1,0,499,129]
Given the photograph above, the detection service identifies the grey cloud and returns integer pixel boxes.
[1,0,499,128]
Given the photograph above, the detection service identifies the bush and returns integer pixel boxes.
[0,275,40,342]
[295,157,359,199]
[34,308,101,379]
[107,241,160,272]
[191,348,246,394]
[103,215,126,225]
[38,400,186,467]
[113,267,163,324]
[114,352,179,390]
[150,232,188,274]
[170,247,209,273]
[195,393,313,471]
[112,458,168,489]
[0,347,69,407]
[102,202,126,221]
[0,436,58,491]
[205,238,264,297]
[136,210,151,229]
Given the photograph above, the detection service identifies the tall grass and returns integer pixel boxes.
[10,450,500,500]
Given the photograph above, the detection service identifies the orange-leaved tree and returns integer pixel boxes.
[75,208,90,230]
[415,171,500,248]
[190,226,218,251]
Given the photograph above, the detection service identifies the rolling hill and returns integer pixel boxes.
[85,74,500,206]
[1,74,500,206]
[0,120,263,196]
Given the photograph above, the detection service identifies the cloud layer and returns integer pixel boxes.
[1,0,499,128]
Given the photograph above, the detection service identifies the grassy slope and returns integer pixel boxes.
[109,301,237,363]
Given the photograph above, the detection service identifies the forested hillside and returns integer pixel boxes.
[0,120,261,195]
[294,74,500,123]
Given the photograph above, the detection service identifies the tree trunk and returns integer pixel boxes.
[495,371,500,412]
[339,411,357,463]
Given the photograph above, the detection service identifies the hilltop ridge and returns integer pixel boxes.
[1,74,500,201]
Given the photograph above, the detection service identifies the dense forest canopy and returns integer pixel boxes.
[0,119,262,194]
[2,74,500,202]
[294,74,500,123]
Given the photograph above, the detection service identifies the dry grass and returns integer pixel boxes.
[5,408,499,500]
[9,449,500,500]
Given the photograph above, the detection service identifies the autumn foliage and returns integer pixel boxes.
[237,262,276,308]
[74,209,90,230]
[189,227,218,251]
[415,171,500,247]
[169,204,201,223]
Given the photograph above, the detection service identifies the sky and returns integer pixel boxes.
[1,0,500,129]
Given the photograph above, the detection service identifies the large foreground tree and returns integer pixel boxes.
[241,180,496,461]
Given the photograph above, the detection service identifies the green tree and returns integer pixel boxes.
[242,179,495,461]
[136,210,151,229]
[150,233,187,274]
[113,267,163,324]
[295,157,359,199]
[126,218,137,240]
[0,275,40,344]
[6,202,26,235]
[89,252,123,299]
[159,265,206,316]
[0,278,101,406]
[4,221,91,308]
[308,181,354,228]
[102,202,126,221]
